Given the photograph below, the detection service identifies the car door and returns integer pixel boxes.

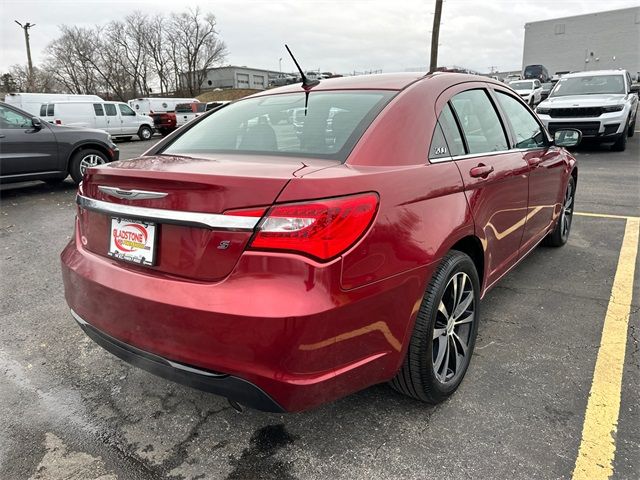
[437,86,530,288]
[118,103,138,134]
[492,88,567,253]
[93,103,109,133]
[100,103,119,135]
[0,104,60,177]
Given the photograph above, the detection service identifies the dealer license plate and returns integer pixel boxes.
[108,217,157,266]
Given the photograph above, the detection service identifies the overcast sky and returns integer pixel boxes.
[1,0,639,75]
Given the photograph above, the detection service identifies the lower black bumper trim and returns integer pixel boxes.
[71,310,285,413]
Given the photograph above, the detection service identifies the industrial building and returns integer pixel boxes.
[523,7,640,80]
[195,66,281,91]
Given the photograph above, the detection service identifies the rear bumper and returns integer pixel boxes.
[72,309,284,412]
[61,223,429,411]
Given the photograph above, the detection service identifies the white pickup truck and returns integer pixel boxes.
[175,101,230,128]
[535,70,639,151]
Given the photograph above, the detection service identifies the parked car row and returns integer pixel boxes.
[0,101,119,184]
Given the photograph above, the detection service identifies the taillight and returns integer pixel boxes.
[227,193,379,261]
[55,119,62,125]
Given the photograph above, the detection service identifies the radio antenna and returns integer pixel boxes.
[285,44,319,89]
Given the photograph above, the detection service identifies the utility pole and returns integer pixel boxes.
[429,0,443,73]
[15,20,35,91]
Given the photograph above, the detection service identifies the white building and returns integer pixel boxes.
[523,7,640,79]
[193,66,281,91]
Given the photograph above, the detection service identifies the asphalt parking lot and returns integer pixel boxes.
[1,135,638,480]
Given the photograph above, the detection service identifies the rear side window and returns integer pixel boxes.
[495,91,545,149]
[40,104,46,116]
[438,104,466,156]
[93,104,104,116]
[47,104,54,116]
[161,91,395,161]
[104,104,117,116]
[450,90,508,154]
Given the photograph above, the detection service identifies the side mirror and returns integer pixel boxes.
[554,129,582,148]
[31,117,42,129]
[630,84,640,97]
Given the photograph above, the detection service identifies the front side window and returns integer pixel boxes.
[551,75,625,97]
[104,104,117,116]
[161,91,394,161]
[450,89,508,154]
[495,91,546,149]
[0,105,31,129]
[47,104,54,116]
[119,104,136,116]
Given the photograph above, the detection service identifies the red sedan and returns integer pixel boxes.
[61,73,580,412]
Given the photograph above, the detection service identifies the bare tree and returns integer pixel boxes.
[7,64,57,92]
[169,8,227,96]
[38,8,228,98]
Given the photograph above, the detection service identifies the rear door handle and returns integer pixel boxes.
[469,164,494,178]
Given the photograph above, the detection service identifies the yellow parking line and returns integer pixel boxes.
[572,217,640,480]
[575,212,639,221]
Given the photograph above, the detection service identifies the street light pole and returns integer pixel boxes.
[429,0,443,73]
[15,20,35,91]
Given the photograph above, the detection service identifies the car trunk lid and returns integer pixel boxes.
[78,154,337,281]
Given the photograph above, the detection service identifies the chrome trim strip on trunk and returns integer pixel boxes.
[76,194,260,231]
[98,186,168,200]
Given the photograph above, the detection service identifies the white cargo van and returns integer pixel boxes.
[4,93,103,116]
[128,97,199,115]
[40,101,154,141]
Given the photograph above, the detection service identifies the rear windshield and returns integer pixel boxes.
[175,103,194,113]
[550,75,626,97]
[161,90,395,161]
[524,65,543,75]
[510,81,534,89]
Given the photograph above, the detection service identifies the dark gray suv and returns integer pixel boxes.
[0,101,119,185]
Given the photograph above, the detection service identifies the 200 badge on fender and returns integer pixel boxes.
[108,218,156,266]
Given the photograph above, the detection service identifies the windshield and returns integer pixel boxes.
[524,65,542,76]
[161,91,394,161]
[550,75,625,97]
[510,81,534,90]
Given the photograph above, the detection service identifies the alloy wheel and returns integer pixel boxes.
[432,272,475,383]
[79,154,105,175]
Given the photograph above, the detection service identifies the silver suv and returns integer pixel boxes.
[535,70,638,151]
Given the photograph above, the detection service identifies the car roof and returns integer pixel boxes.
[249,72,503,97]
[562,70,627,78]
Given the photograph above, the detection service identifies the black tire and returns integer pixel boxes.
[390,250,480,404]
[628,113,636,138]
[138,125,153,141]
[69,149,108,184]
[612,130,627,151]
[543,175,576,247]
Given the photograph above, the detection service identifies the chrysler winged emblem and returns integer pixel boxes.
[98,186,168,200]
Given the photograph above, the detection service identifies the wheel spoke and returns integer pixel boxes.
[438,300,449,320]
[454,311,474,326]
[452,332,468,356]
[433,335,447,378]
[452,291,473,320]
[441,338,450,381]
[450,336,460,374]
[433,327,446,339]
